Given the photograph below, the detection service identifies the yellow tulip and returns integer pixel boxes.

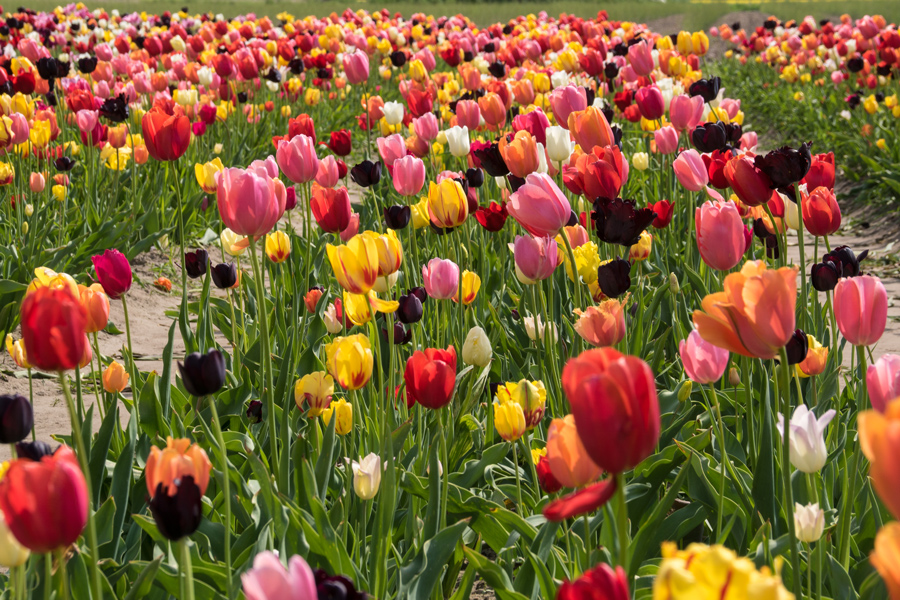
[532,72,550,94]
[294,371,334,416]
[408,59,427,83]
[629,230,653,262]
[265,231,291,263]
[327,234,379,294]
[26,267,78,297]
[195,158,224,194]
[453,270,481,305]
[324,334,374,390]
[343,291,399,326]
[410,196,430,229]
[52,184,67,202]
[28,119,51,149]
[102,360,129,393]
[304,88,322,106]
[362,230,403,276]
[322,397,353,434]
[0,115,14,148]
[221,228,249,256]
[0,162,14,186]
[494,400,526,442]
[100,145,131,170]
[5,334,30,369]
[563,242,600,285]
[427,179,468,229]
[496,380,546,429]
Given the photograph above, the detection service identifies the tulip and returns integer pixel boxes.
[635,86,665,120]
[834,275,888,346]
[776,405,836,473]
[351,453,382,499]
[376,133,408,168]
[564,145,629,200]
[669,94,705,131]
[573,300,626,348]
[325,130,352,157]
[148,475,203,541]
[0,446,87,553]
[567,106,614,151]
[802,152,835,191]
[462,326,492,367]
[679,330,729,384]
[794,334,828,378]
[453,271,481,305]
[654,126,679,155]
[549,85,588,130]
[413,113,440,141]
[185,249,209,279]
[177,349,226,397]
[524,315,558,343]
[498,130,540,179]
[868,354,900,413]
[29,172,45,193]
[92,248,133,299]
[350,160,383,188]
[211,263,238,290]
[145,436,212,497]
[695,200,749,271]
[397,288,426,324]
[455,100,480,130]
[403,346,457,409]
[276,134,319,184]
[562,348,660,475]
[422,258,460,300]
[242,551,318,600]
[0,394,32,444]
[546,414,603,488]
[342,50,369,84]
[445,126,470,158]
[265,231,291,263]
[141,105,191,161]
[316,155,341,188]
[627,39,654,76]
[363,230,403,277]
[325,334,374,390]
[557,563,630,600]
[724,154,774,207]
[860,403,900,522]
[496,379,546,428]
[802,186,841,237]
[479,93,506,129]
[20,287,87,372]
[494,400,526,441]
[673,149,711,192]
[389,155,424,198]
[327,234,379,294]
[221,229,249,257]
[693,261,797,359]
[871,522,900,600]
[102,360,129,393]
[794,502,825,543]
[514,235,558,283]
[507,173,571,238]
[0,510,29,567]
[322,398,353,434]
[293,371,334,418]
[218,165,288,239]
[78,283,110,334]
[546,126,574,163]
[310,184,352,234]
[195,158,225,193]
[384,206,412,230]
[383,101,404,125]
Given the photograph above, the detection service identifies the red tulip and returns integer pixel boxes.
[723,154,773,207]
[536,454,563,494]
[556,563,630,600]
[141,104,191,162]
[802,152,835,191]
[802,186,841,237]
[20,287,87,372]
[543,478,617,521]
[561,348,660,474]
[325,129,352,157]
[635,86,665,120]
[651,200,674,228]
[475,202,508,232]
[310,183,352,233]
[0,446,88,553]
[563,145,628,200]
[403,346,457,410]
[92,248,133,299]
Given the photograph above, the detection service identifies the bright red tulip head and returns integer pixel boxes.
[326,129,352,157]
[403,346,457,410]
[724,154,773,207]
[0,446,88,553]
[835,275,888,347]
[635,86,665,121]
[561,348,660,474]
[310,183,352,233]
[91,248,132,299]
[801,152,835,191]
[557,563,630,600]
[20,286,87,372]
[141,105,191,162]
[216,166,287,238]
[802,186,841,237]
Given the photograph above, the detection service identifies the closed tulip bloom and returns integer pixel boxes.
[342,50,369,84]
[835,275,888,346]
[627,39,654,76]
[693,261,797,359]
[452,271,481,306]
[478,93,506,129]
[0,394,32,444]
[462,326,492,367]
[871,522,900,599]
[376,133,408,168]
[20,287,86,372]
[413,113,440,142]
[679,330,729,384]
[0,510,29,567]
[75,109,98,133]
[545,126,574,163]
[498,130,540,179]
[325,334,374,390]
[316,155,341,188]
[217,167,287,238]
[546,414,603,488]
[78,283,109,334]
[363,230,403,276]
[404,346,457,409]
[563,145,629,200]
[549,85,588,130]
[148,475,203,542]
[427,179,468,229]
[221,228,249,257]
[508,173,571,237]
[327,234,379,294]
[796,335,828,378]
[496,379,546,428]
[141,105,191,161]
[673,149,710,192]
[455,100,480,130]
[0,446,87,553]
[92,248,132,299]
[383,101,404,125]
[145,436,212,498]
[392,155,426,196]
[669,94,705,132]
[195,158,225,193]
[567,106,614,152]
[514,235,558,283]
[794,503,825,543]
[102,360,129,393]
[321,398,353,435]
[654,126,679,155]
[868,354,900,413]
[494,400,527,442]
[776,405,836,473]
[310,183,352,233]
[242,551,317,600]
[696,200,749,271]
[724,154,774,207]
[562,348,660,473]
[29,172,44,193]
[445,126,470,158]
[177,349,226,397]
[264,231,290,263]
[635,86,665,120]
[352,453,382,499]
[802,186,841,237]
[276,134,319,184]
[557,563,630,600]
[573,300,626,348]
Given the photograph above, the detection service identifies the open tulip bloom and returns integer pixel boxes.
[4,6,900,600]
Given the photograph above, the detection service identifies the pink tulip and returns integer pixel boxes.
[413,113,440,141]
[549,85,588,130]
[8,113,29,146]
[241,551,317,600]
[342,50,369,85]
[635,86,665,121]
[94,43,113,62]
[695,200,749,271]
[831,71,844,86]
[76,110,99,134]
[669,94,704,131]
[377,133,408,168]
[456,100,481,130]
[276,134,319,184]
[392,155,426,197]
[339,213,359,242]
[216,167,287,239]
[674,149,709,192]
[414,48,436,71]
[29,172,45,193]
[680,330,729,384]
[249,156,279,179]
[316,156,340,188]
[868,354,900,413]
[740,132,758,152]
[627,40,654,76]
[513,235,558,283]
[719,98,742,120]
[654,126,678,155]
[835,275,888,346]
[422,258,460,300]
[507,173,572,238]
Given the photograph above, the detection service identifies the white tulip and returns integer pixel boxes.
[197,66,215,88]
[462,326,492,367]
[550,70,569,89]
[794,503,825,543]
[545,126,574,164]
[0,510,29,567]
[445,126,470,158]
[352,453,382,500]
[372,271,400,293]
[776,405,836,473]
[383,101,405,125]
[524,315,558,343]
[323,302,344,334]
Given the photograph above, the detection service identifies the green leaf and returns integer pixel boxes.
[462,547,530,600]
[89,404,117,506]
[399,520,468,600]
[123,556,163,600]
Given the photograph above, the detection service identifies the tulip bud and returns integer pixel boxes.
[102,360,129,393]
[668,272,680,294]
[24,204,33,217]
[29,172,45,193]
[246,400,263,423]
[678,380,693,402]
[728,367,741,387]
[21,222,28,235]
[462,326,492,367]
[0,394,33,444]
[184,249,209,279]
[632,152,649,171]
[351,453,382,500]
[794,502,825,542]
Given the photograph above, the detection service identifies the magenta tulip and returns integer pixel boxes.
[635,86,665,121]
[342,50,369,85]
[513,235,558,283]
[679,330,729,384]
[217,166,287,238]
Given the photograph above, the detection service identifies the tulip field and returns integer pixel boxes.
[2,3,900,599]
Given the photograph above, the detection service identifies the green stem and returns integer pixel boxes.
[793,185,809,330]
[206,398,233,600]
[121,295,140,432]
[512,441,523,511]
[838,345,868,568]
[439,407,450,530]
[777,347,802,598]
[179,539,196,600]
[614,472,628,572]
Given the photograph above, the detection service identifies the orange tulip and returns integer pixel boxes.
[145,437,212,497]
[546,415,603,488]
[693,260,797,359]
[478,92,507,129]
[871,522,900,600]
[860,403,900,520]
[567,106,614,153]
[78,283,110,334]
[573,300,626,347]
[499,130,540,179]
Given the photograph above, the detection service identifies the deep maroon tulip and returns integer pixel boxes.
[246,400,263,423]
[92,249,133,299]
[350,160,382,188]
[384,206,411,230]
[689,76,722,102]
[811,260,841,292]
[177,349,226,397]
[785,329,810,365]
[691,122,728,153]
[211,262,238,289]
[397,290,425,324]
[597,258,631,298]
[591,198,656,246]
[755,143,812,190]
[0,394,33,444]
[184,249,209,279]
[826,245,867,278]
[471,141,509,177]
[148,476,203,541]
